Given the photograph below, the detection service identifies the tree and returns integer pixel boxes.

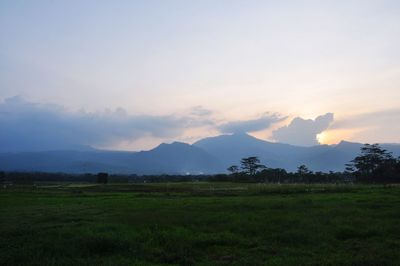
[351,144,392,175]
[0,171,5,184]
[259,167,287,183]
[97,172,108,184]
[349,143,397,182]
[296,165,313,183]
[297,164,312,175]
[344,163,355,174]
[227,165,239,175]
[240,156,266,175]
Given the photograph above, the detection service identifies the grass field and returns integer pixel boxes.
[1,183,400,265]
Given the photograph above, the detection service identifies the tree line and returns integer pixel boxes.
[224,143,400,183]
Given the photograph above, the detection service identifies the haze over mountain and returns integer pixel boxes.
[1,133,400,174]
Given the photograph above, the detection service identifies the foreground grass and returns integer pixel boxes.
[1,183,399,265]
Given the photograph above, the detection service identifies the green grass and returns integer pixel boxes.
[1,183,400,265]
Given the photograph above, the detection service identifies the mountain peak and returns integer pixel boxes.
[153,141,191,151]
[336,140,360,147]
[194,132,268,146]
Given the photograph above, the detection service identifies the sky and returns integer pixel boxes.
[1,0,400,151]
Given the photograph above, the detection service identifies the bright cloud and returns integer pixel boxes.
[272,113,334,146]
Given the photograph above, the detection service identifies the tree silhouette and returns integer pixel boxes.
[351,144,392,174]
[97,172,108,184]
[348,143,399,183]
[227,165,239,174]
[296,164,312,182]
[240,156,266,175]
[297,165,312,175]
[0,171,5,184]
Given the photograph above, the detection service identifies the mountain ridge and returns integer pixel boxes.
[1,133,399,174]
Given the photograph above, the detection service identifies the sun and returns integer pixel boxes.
[317,131,341,145]
[317,132,329,144]
[317,129,359,145]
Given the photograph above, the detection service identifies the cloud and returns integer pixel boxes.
[329,109,400,143]
[190,106,213,117]
[218,113,285,134]
[331,109,400,130]
[0,96,209,152]
[272,113,334,146]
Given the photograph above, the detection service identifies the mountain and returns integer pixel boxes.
[193,133,300,170]
[1,133,400,174]
[0,142,222,175]
[193,133,400,172]
[128,142,223,174]
[0,150,138,174]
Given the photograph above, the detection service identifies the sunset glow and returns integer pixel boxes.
[0,0,399,150]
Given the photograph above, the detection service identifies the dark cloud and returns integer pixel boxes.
[0,96,204,152]
[218,113,285,134]
[272,113,334,146]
